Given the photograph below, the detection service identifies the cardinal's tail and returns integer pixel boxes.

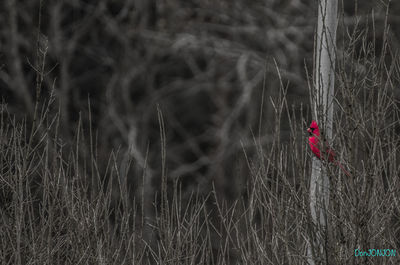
[334,160,351,177]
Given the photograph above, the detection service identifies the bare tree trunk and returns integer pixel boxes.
[308,0,337,264]
[134,0,157,28]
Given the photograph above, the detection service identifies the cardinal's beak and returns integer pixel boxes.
[307,128,312,136]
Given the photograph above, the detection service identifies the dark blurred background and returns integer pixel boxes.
[0,0,398,204]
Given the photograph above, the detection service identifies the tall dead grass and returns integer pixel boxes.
[1,4,400,265]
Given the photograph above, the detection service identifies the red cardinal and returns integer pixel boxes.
[307,120,351,176]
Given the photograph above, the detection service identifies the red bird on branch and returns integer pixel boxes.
[307,120,351,177]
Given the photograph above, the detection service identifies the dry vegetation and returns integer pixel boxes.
[0,1,400,264]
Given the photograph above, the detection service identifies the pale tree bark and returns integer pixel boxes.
[308,0,337,264]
